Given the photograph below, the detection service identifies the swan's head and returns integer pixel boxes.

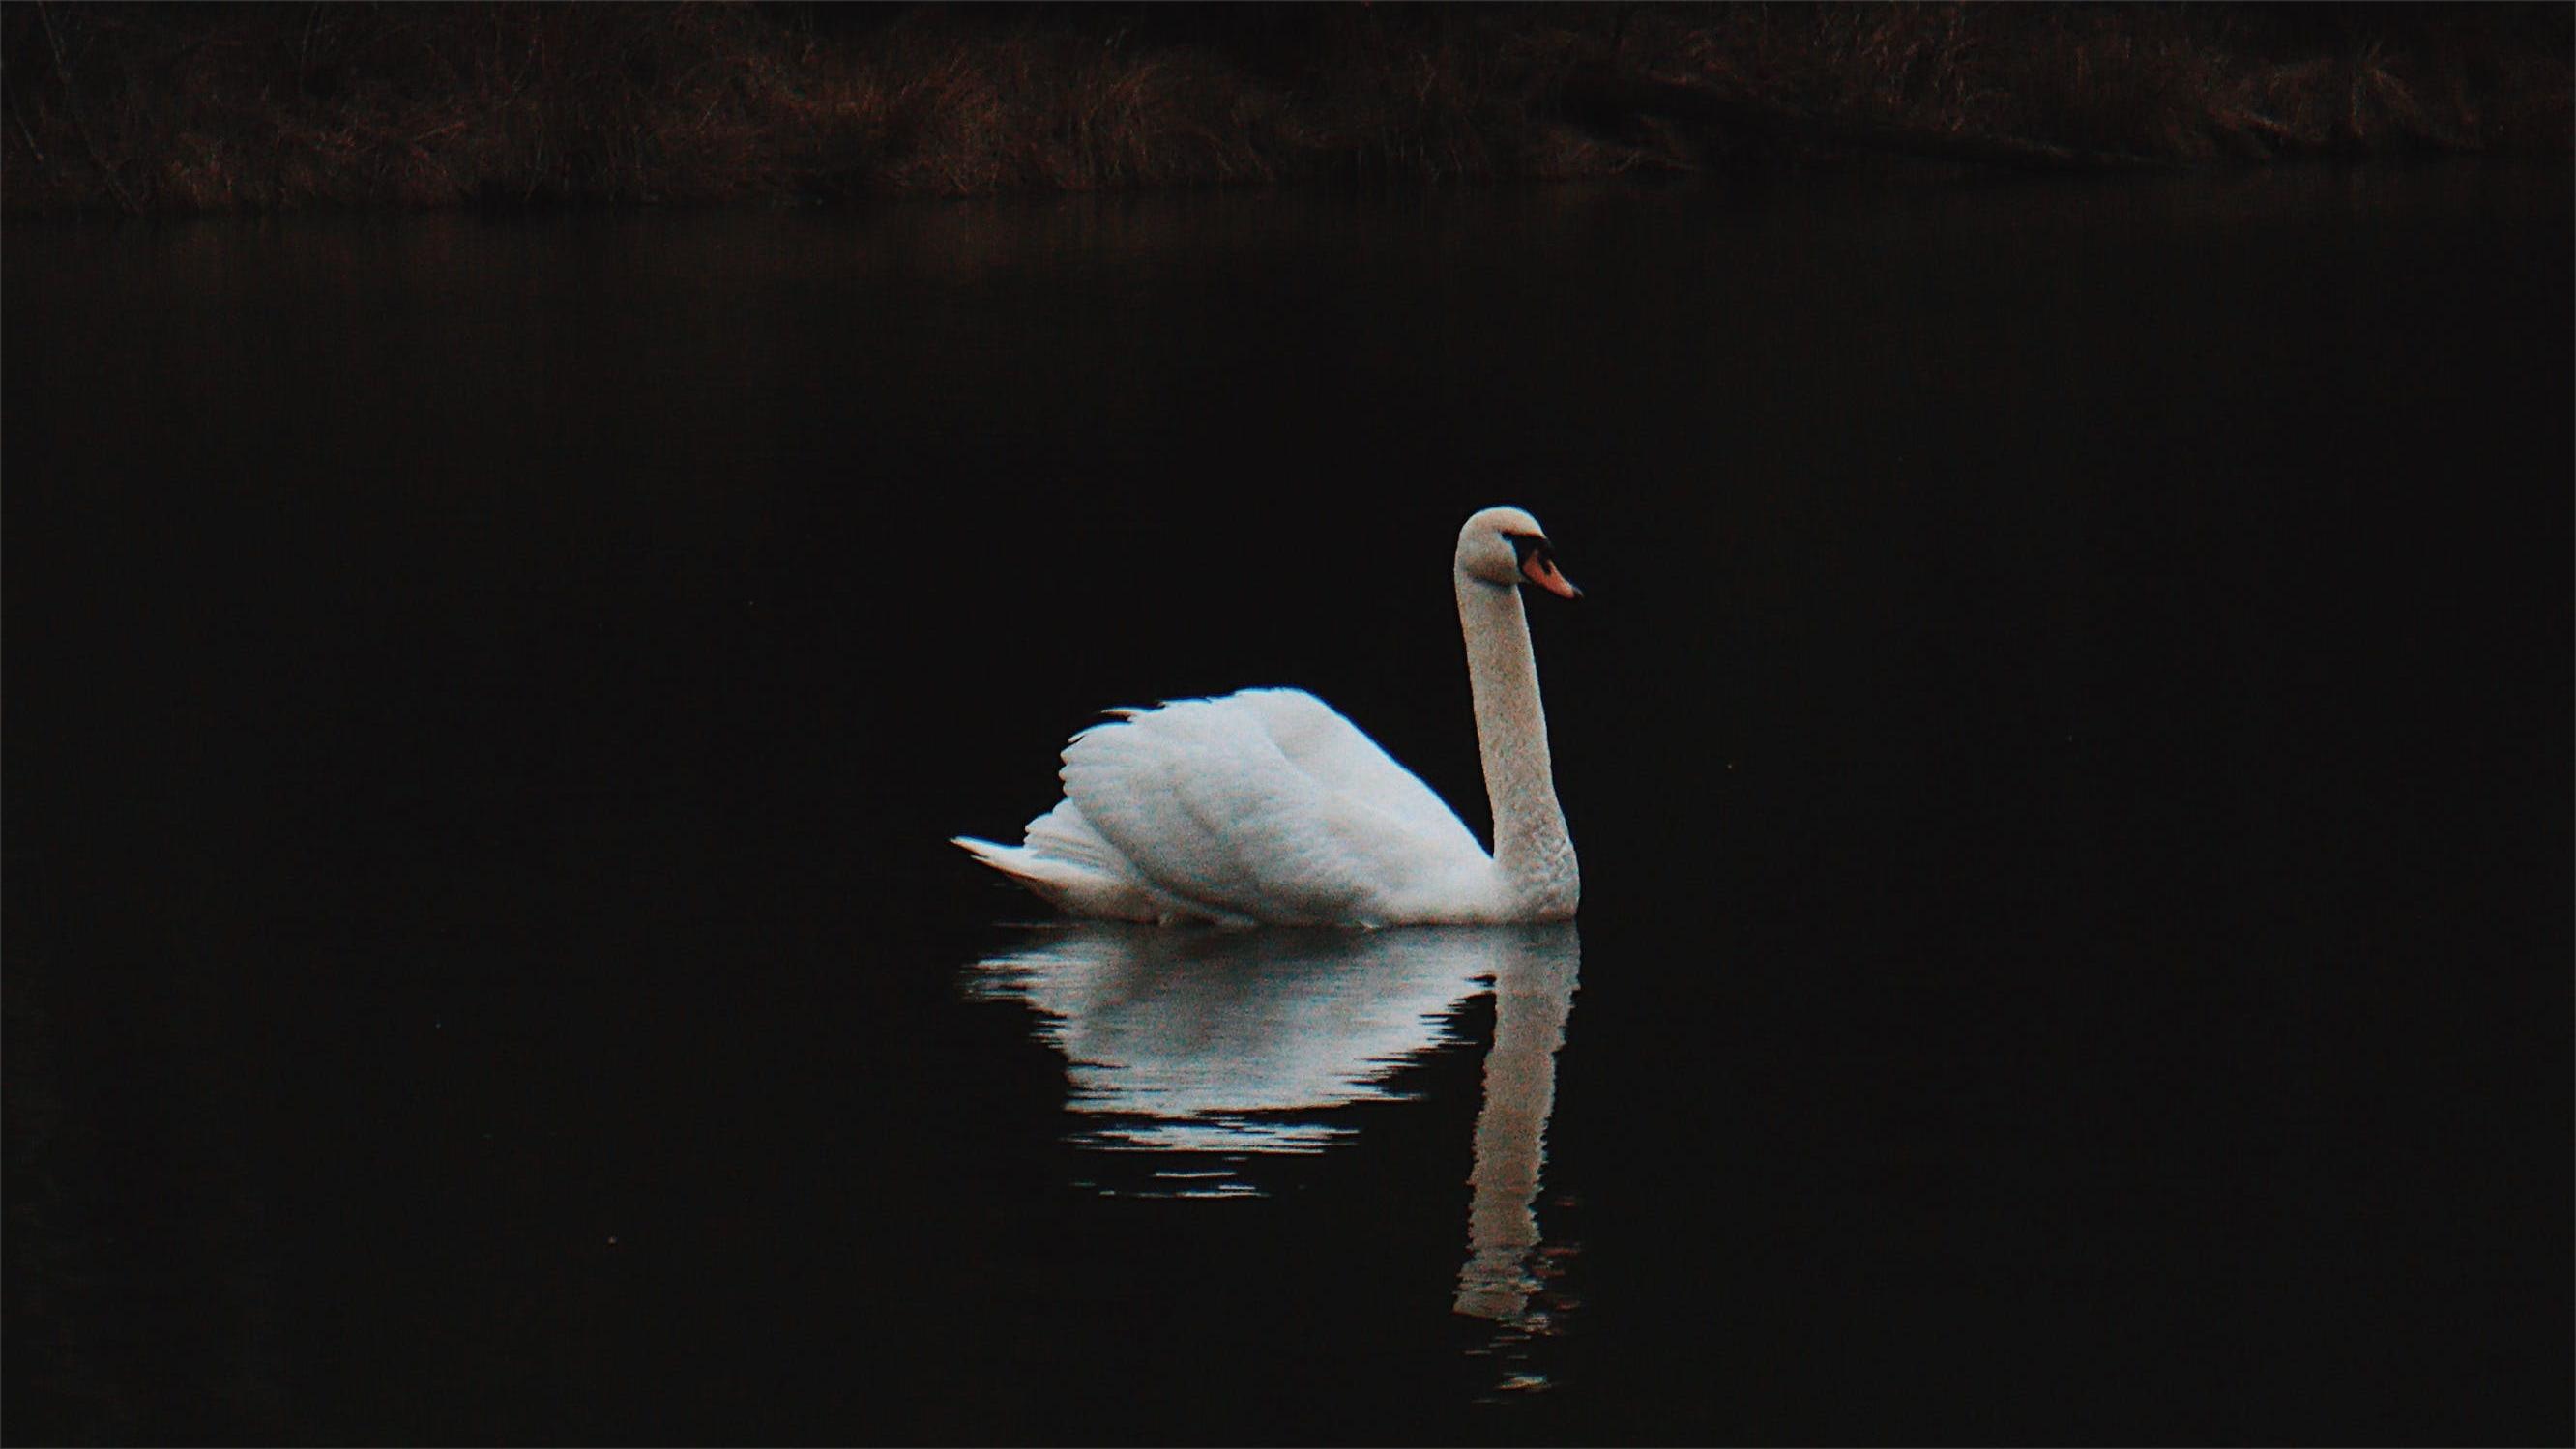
[1456,506,1581,599]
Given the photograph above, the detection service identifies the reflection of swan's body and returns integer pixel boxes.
[953,507,1581,926]
[969,923,1580,1332]
[969,925,1508,1155]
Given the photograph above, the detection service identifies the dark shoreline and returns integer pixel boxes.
[4,3,2570,217]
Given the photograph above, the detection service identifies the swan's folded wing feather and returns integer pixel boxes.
[1224,689,1486,855]
[1061,690,1486,925]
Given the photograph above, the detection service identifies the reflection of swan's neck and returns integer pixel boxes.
[1455,923,1582,1328]
[1456,573,1578,919]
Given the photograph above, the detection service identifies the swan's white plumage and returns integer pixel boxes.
[1064,688,1491,926]
[954,506,1579,927]
[955,689,1492,926]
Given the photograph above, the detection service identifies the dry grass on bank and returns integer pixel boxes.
[3,4,2567,217]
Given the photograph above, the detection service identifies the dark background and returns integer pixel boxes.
[7,164,2571,1443]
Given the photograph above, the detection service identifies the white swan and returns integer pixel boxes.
[953,506,1581,926]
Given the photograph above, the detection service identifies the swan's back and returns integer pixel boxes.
[1205,689,1480,851]
[960,689,1492,926]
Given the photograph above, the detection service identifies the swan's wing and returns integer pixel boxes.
[1222,689,1488,851]
[1061,689,1487,925]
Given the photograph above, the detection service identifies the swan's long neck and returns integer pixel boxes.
[1455,572,1579,919]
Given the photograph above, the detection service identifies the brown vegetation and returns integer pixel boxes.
[3,3,2568,217]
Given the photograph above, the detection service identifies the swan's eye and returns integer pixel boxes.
[1502,532,1554,578]
[1504,531,1581,599]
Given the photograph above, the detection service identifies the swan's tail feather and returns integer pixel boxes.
[950,834,1026,876]
[951,801,1178,923]
[951,834,1132,918]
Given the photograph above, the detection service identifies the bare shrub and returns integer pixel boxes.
[3,3,2565,217]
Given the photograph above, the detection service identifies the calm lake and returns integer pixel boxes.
[6,164,2569,1444]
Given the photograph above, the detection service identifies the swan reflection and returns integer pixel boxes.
[1453,926,1581,1330]
[967,923,1579,1333]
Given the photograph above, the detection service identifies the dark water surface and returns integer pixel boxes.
[7,167,2569,1444]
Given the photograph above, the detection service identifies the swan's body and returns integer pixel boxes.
[954,507,1580,926]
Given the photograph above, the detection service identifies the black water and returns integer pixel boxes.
[7,166,2569,1445]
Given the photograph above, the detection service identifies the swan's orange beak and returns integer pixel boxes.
[1522,549,1582,599]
